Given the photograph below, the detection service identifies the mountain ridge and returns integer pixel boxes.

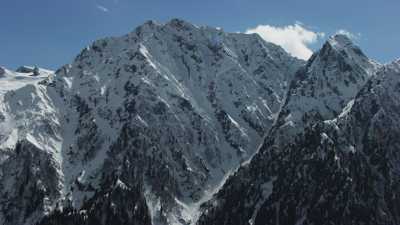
[1,19,399,225]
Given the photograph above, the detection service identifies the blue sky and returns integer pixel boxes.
[1,0,399,70]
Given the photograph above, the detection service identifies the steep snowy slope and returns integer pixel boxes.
[0,66,56,152]
[0,19,303,225]
[197,35,381,225]
[0,67,61,225]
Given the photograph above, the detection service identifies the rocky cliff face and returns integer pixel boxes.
[0,19,302,225]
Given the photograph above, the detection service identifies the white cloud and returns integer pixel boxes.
[336,29,361,40]
[96,4,109,12]
[245,23,325,60]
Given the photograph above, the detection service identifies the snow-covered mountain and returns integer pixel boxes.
[0,19,303,225]
[197,37,400,225]
[2,19,400,225]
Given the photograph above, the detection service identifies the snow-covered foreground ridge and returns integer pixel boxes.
[0,18,399,225]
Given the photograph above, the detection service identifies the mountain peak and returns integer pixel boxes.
[327,34,354,49]
[165,18,198,31]
[309,33,379,75]
[131,18,197,39]
[323,34,376,65]
[139,19,161,29]
[317,34,365,59]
